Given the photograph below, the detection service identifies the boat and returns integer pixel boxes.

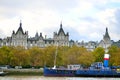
[0,70,6,76]
[44,53,120,77]
[44,65,81,76]
[76,54,120,77]
[44,45,80,76]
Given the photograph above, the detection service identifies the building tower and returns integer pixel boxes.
[98,27,112,49]
[53,22,69,46]
[103,28,110,43]
[11,20,28,48]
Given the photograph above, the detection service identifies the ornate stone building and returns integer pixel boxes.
[0,21,119,51]
[11,21,28,48]
[0,21,69,48]
[98,28,112,49]
[53,23,69,46]
[70,27,112,51]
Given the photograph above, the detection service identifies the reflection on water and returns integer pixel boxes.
[0,76,120,80]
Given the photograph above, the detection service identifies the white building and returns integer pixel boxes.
[0,21,69,48]
[98,28,112,49]
[0,21,116,51]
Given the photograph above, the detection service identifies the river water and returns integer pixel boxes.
[0,76,120,80]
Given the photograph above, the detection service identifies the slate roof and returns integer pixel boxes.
[104,27,110,39]
[112,40,120,47]
[58,23,66,36]
[16,21,24,35]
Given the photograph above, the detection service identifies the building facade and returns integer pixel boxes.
[69,27,113,51]
[11,21,28,48]
[98,28,112,49]
[53,23,69,46]
[0,21,119,50]
[0,21,69,48]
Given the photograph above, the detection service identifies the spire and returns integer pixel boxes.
[60,21,62,28]
[35,32,39,37]
[106,27,108,33]
[103,27,110,41]
[104,27,110,39]
[16,20,24,34]
[20,20,22,27]
[40,33,43,39]
[58,22,65,35]
[40,33,42,37]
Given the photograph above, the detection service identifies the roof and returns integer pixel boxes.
[58,23,66,36]
[112,40,120,47]
[104,27,110,39]
[16,21,24,35]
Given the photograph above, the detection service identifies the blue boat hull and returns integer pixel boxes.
[44,54,120,77]
[44,67,120,77]
[76,69,120,77]
[44,67,76,77]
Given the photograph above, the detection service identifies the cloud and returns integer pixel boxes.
[0,0,120,42]
[0,29,6,38]
[114,9,120,29]
[109,9,120,40]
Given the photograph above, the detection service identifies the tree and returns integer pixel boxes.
[44,46,57,67]
[11,46,30,66]
[92,47,105,62]
[108,46,120,66]
[78,51,94,66]
[0,46,12,65]
[63,46,81,65]
[29,46,44,67]
[63,46,94,66]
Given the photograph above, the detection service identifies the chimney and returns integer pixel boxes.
[103,54,110,68]
[45,35,47,39]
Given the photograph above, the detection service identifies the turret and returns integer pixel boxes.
[12,30,15,34]
[16,20,24,34]
[103,27,110,42]
[20,20,22,27]
[40,33,43,39]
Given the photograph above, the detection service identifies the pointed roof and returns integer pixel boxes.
[35,32,39,37]
[40,33,43,37]
[104,27,110,39]
[16,20,24,34]
[39,33,43,39]
[58,22,65,35]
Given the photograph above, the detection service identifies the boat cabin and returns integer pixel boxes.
[90,62,104,70]
[67,64,82,70]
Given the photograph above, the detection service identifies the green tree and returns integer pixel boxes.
[92,47,105,62]
[29,47,44,67]
[63,46,81,65]
[63,46,94,66]
[0,46,13,65]
[11,46,30,66]
[108,46,120,66]
[44,46,57,67]
[78,51,94,66]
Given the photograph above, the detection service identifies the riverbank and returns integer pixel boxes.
[3,69,43,76]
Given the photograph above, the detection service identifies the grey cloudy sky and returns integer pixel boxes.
[0,0,120,41]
